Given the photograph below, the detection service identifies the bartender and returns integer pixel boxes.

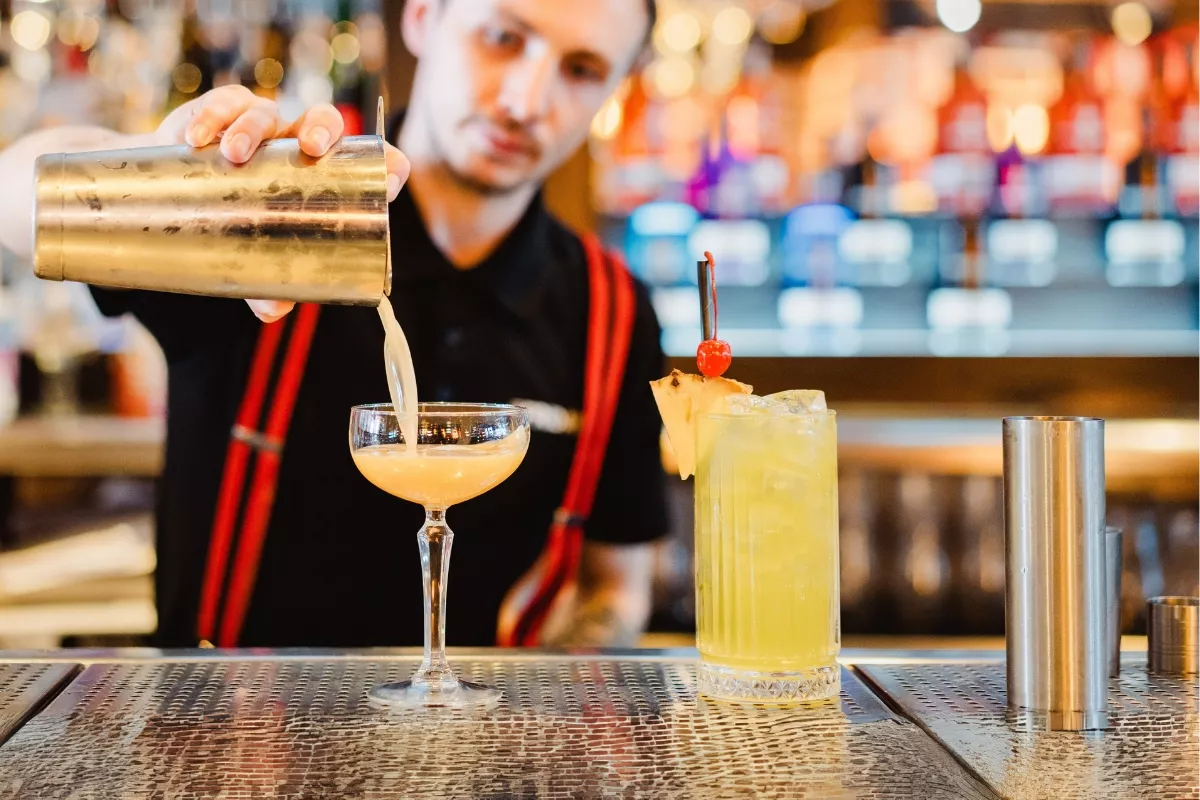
[0,0,666,649]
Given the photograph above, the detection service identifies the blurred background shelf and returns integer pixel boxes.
[0,512,155,649]
[1,412,1189,489]
[0,416,163,478]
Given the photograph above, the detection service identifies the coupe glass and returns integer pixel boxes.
[349,402,530,709]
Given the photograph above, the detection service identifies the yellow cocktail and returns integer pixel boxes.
[693,393,840,703]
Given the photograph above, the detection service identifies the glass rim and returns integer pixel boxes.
[699,408,836,420]
[1147,596,1200,607]
[1003,415,1104,423]
[351,402,527,418]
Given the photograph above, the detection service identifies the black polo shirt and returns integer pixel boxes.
[89,180,668,648]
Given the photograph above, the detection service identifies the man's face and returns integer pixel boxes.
[405,0,647,194]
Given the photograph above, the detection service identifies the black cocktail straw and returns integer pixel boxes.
[698,259,714,341]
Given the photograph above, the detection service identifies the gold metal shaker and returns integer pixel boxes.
[32,111,390,306]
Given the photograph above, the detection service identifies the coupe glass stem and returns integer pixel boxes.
[413,506,455,689]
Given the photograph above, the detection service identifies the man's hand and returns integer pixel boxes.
[539,541,654,648]
[153,85,410,323]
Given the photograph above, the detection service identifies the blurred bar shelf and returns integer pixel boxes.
[1,413,1190,495]
[663,328,1200,359]
[0,416,163,477]
[838,417,1198,497]
[0,648,1191,798]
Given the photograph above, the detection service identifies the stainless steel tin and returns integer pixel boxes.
[1147,596,1199,675]
[1106,526,1123,678]
[32,135,390,306]
[1003,416,1108,730]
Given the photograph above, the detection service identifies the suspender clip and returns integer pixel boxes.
[553,507,587,528]
[231,424,283,454]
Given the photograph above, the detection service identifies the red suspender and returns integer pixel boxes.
[196,303,321,647]
[496,234,638,646]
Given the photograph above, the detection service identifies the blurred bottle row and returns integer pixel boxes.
[591,6,1198,221]
[0,0,389,422]
[585,2,1198,357]
[0,0,384,141]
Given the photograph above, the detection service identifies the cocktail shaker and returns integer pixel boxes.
[1003,416,1108,731]
[32,124,390,306]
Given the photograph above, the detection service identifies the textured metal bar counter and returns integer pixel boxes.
[858,655,1200,800]
[0,663,77,746]
[0,650,1192,799]
[0,651,993,799]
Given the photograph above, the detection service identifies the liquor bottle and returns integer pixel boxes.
[1043,37,1118,216]
[931,59,993,219]
[604,79,659,214]
[1154,33,1199,216]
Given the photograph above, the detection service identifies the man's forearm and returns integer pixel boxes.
[0,126,146,260]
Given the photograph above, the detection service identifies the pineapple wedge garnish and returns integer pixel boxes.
[650,369,752,479]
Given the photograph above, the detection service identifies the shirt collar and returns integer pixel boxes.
[386,114,553,319]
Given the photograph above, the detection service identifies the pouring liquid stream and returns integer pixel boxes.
[377,298,419,452]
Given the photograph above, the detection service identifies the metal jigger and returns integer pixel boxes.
[32,99,392,306]
[1003,416,1109,731]
[1148,596,1200,675]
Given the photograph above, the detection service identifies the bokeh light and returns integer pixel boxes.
[712,6,753,46]
[660,11,702,53]
[1111,2,1152,47]
[291,31,334,74]
[254,58,284,89]
[331,32,361,64]
[727,95,760,159]
[1012,104,1049,154]
[11,47,52,83]
[759,2,806,46]
[987,105,1014,151]
[649,56,696,99]
[172,63,202,94]
[11,10,53,51]
[76,16,101,51]
[936,0,982,34]
[296,73,334,106]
